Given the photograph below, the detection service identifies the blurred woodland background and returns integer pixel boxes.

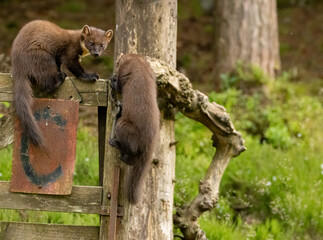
[0,0,323,239]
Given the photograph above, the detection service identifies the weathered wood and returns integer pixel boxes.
[0,222,99,240]
[99,82,122,240]
[0,113,14,150]
[0,181,102,214]
[0,73,13,102]
[107,166,120,240]
[0,73,108,106]
[113,1,177,239]
[145,57,246,239]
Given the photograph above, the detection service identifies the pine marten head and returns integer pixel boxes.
[80,25,113,57]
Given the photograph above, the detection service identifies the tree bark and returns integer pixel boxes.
[113,1,177,239]
[146,57,246,239]
[214,0,280,89]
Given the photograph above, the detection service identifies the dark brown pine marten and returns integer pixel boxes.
[11,20,113,146]
[109,54,160,204]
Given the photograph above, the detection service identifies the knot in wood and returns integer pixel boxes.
[198,197,214,212]
[191,215,198,221]
[152,158,159,166]
[199,180,211,194]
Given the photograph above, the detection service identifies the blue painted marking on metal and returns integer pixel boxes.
[19,107,68,187]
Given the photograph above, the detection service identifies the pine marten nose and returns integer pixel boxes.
[93,53,99,57]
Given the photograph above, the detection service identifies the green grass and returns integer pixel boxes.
[174,75,323,239]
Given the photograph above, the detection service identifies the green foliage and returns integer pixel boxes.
[56,1,86,13]
[220,62,270,91]
[174,113,213,205]
[0,145,12,181]
[73,124,99,186]
[215,69,323,149]
[2,102,10,107]
[178,0,204,19]
[174,75,323,239]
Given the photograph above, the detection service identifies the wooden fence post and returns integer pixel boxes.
[112,1,178,239]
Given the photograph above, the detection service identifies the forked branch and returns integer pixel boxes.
[146,57,246,240]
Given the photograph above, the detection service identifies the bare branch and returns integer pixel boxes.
[146,57,246,240]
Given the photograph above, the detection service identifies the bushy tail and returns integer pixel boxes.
[125,149,152,204]
[13,73,44,146]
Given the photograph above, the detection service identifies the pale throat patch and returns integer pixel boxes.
[80,41,90,57]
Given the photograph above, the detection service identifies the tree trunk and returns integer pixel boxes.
[113,1,177,239]
[214,0,280,89]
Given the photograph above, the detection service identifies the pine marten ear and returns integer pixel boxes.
[105,30,113,41]
[82,25,91,36]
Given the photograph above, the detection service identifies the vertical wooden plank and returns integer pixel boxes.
[99,84,122,240]
[98,106,107,186]
[108,166,120,240]
[0,222,99,240]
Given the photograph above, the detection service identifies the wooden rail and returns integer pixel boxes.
[0,222,100,240]
[0,181,103,214]
[0,73,108,106]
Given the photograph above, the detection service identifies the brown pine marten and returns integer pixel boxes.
[109,54,160,204]
[11,20,113,146]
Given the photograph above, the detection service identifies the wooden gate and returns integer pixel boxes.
[0,73,121,240]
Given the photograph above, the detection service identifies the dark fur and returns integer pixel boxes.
[11,20,113,146]
[109,54,160,204]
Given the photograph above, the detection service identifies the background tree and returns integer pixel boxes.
[213,0,281,90]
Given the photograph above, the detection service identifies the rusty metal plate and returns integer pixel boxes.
[10,98,79,195]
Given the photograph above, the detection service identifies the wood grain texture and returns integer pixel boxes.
[99,83,121,240]
[0,222,99,240]
[0,113,14,150]
[214,0,280,88]
[0,73,108,106]
[113,1,177,239]
[0,181,102,214]
[107,167,120,240]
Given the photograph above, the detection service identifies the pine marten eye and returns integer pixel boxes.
[89,41,94,46]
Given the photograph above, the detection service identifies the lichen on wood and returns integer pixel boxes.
[146,56,246,240]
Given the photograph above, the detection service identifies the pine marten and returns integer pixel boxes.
[11,20,113,146]
[109,54,160,204]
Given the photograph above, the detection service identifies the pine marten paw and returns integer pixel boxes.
[109,138,120,148]
[120,153,137,166]
[80,73,99,82]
